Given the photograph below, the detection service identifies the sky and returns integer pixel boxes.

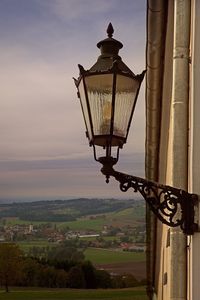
[0,0,146,201]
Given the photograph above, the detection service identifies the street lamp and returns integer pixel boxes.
[74,23,198,235]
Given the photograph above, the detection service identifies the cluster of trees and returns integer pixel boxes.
[0,243,145,292]
[18,257,112,289]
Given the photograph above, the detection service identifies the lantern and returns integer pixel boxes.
[74,23,145,166]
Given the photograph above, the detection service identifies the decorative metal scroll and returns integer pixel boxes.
[100,162,198,235]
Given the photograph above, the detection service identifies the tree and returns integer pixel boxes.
[95,269,111,288]
[0,243,23,292]
[55,269,69,288]
[21,257,40,287]
[47,246,84,262]
[122,274,139,287]
[68,265,86,288]
[81,261,97,288]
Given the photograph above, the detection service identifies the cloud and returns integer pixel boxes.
[42,0,114,21]
[0,0,146,200]
[0,47,85,159]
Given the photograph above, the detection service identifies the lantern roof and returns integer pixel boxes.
[89,23,135,76]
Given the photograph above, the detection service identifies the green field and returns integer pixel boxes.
[60,218,105,231]
[110,207,145,224]
[0,288,147,300]
[61,207,145,231]
[84,248,145,264]
[17,240,55,252]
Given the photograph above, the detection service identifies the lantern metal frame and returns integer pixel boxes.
[74,23,199,236]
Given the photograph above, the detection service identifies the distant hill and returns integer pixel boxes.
[0,198,145,223]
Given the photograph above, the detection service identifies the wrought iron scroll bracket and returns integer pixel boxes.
[100,159,198,235]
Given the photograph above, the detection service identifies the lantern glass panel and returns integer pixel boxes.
[78,79,93,141]
[85,74,113,136]
[114,75,140,138]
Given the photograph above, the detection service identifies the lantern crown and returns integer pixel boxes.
[96,23,123,58]
[89,23,135,76]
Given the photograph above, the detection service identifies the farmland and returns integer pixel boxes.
[84,248,145,264]
[84,248,146,279]
[0,198,146,281]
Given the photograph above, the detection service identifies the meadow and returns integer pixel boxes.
[84,248,145,264]
[58,206,145,231]
[17,240,51,251]
[0,287,148,300]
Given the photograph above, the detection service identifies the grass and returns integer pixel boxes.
[17,241,53,252]
[109,207,145,226]
[84,248,145,264]
[59,207,145,232]
[0,287,148,300]
[59,218,106,231]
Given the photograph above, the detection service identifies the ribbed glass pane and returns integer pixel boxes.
[114,75,140,137]
[78,79,93,141]
[85,74,113,136]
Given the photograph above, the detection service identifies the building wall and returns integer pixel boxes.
[152,0,200,299]
[145,1,168,296]
[155,1,189,298]
[188,0,200,299]
[146,0,196,299]
[156,2,174,299]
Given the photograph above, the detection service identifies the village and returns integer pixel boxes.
[0,222,146,253]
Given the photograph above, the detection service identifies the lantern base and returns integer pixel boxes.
[98,156,118,183]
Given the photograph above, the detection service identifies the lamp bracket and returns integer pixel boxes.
[100,159,198,235]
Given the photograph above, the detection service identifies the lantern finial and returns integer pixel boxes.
[107,23,114,38]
